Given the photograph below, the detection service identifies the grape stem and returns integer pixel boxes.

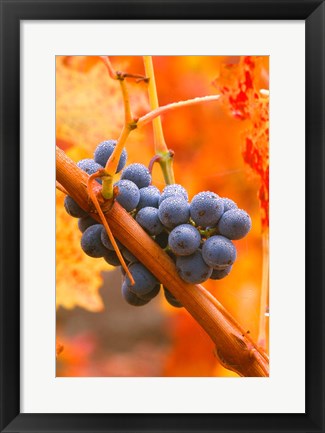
[148,154,161,176]
[102,124,135,199]
[100,56,148,83]
[119,77,133,125]
[137,95,220,128]
[143,56,175,185]
[86,171,135,285]
[57,146,269,377]
[199,227,218,238]
[100,56,116,80]
[143,56,168,154]
[136,94,220,186]
[100,56,139,199]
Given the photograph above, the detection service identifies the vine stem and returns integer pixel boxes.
[56,146,269,377]
[87,172,134,285]
[258,229,269,351]
[100,56,116,79]
[137,95,220,128]
[119,78,133,125]
[99,56,136,198]
[148,154,161,176]
[143,56,175,185]
[102,125,133,199]
[143,56,168,154]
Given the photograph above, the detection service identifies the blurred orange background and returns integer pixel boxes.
[56,55,269,377]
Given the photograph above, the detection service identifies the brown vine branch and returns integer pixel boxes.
[56,181,68,195]
[56,146,269,377]
[100,56,148,83]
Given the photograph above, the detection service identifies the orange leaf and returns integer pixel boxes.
[214,56,269,229]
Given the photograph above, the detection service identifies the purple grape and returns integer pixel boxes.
[125,262,158,299]
[136,207,164,236]
[122,248,137,264]
[202,235,237,269]
[168,224,201,256]
[158,196,190,229]
[101,227,123,251]
[176,250,212,284]
[218,209,252,240]
[139,283,161,301]
[103,250,121,266]
[220,197,238,212]
[210,265,232,280]
[94,140,127,173]
[121,281,149,306]
[137,185,161,210]
[64,195,87,218]
[163,287,183,308]
[190,191,224,227]
[121,163,151,188]
[159,184,188,205]
[114,179,140,212]
[80,224,108,258]
[78,216,97,233]
[77,159,103,183]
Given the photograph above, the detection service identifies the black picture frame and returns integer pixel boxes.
[1,1,324,432]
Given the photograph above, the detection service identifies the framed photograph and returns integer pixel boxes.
[55,54,270,379]
[1,1,324,432]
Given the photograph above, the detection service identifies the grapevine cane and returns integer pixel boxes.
[56,181,68,195]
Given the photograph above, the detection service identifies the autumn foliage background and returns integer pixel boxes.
[56,56,269,377]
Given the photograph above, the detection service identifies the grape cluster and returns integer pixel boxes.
[64,140,252,309]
